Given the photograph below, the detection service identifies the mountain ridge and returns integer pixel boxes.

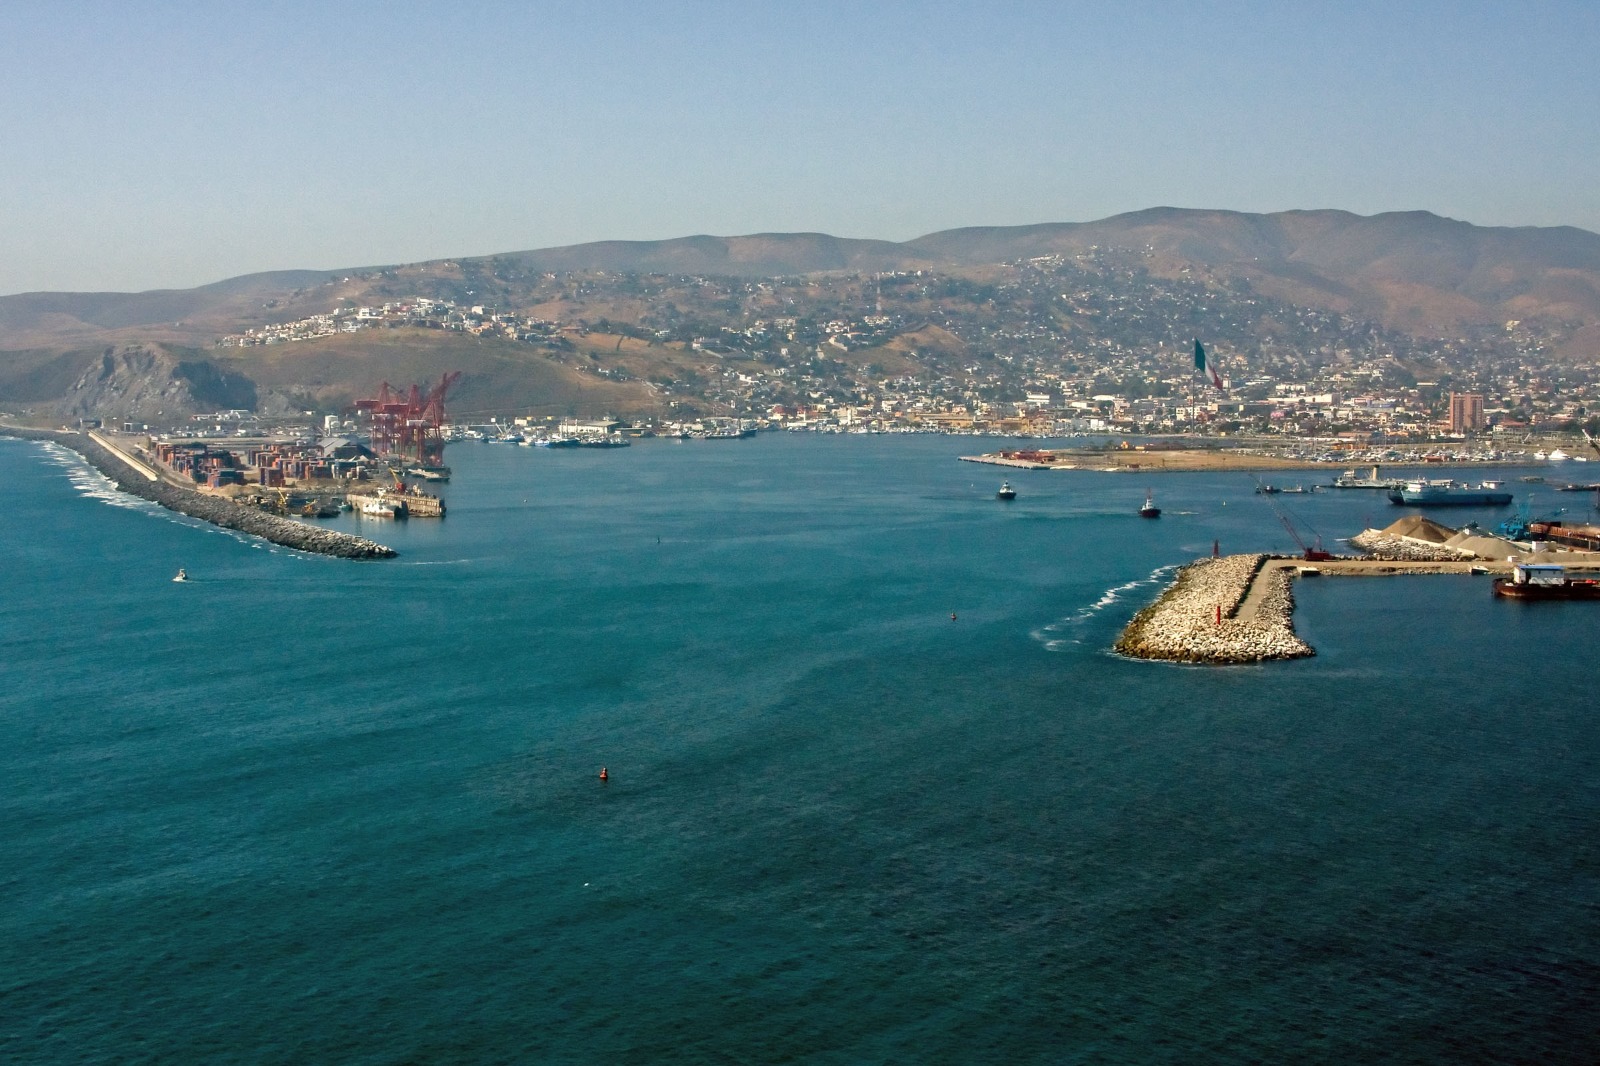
[4,208,1599,421]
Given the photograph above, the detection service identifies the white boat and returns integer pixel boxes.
[1549,448,1570,461]
[173,569,188,582]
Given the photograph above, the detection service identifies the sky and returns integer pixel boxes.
[2,0,1596,294]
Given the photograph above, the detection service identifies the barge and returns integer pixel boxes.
[1492,563,1600,601]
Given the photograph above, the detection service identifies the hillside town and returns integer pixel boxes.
[213,250,1600,444]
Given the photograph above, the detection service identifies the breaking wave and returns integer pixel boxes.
[37,442,159,512]
[1032,563,1182,650]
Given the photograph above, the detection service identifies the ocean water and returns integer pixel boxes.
[1,435,1597,1064]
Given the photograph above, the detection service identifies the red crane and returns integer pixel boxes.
[354,371,461,463]
[1253,477,1333,561]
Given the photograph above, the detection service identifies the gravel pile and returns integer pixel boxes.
[1348,529,1473,561]
[2,427,397,559]
[1114,554,1314,665]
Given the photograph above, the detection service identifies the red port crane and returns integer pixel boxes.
[354,371,462,464]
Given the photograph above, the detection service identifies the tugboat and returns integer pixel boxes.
[996,481,1017,500]
[1138,489,1161,519]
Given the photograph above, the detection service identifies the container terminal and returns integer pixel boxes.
[108,374,465,519]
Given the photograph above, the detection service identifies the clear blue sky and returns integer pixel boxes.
[3,0,1596,294]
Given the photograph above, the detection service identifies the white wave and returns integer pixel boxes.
[1033,563,1181,650]
[37,443,162,512]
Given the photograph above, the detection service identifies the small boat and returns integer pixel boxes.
[1138,490,1161,519]
[1255,483,1282,495]
[172,569,188,582]
[997,481,1016,500]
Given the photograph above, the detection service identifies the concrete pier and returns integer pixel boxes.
[2,427,397,559]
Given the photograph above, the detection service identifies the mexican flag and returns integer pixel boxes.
[1194,339,1223,389]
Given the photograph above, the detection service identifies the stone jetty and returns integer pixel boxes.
[1114,553,1313,665]
[2,427,396,559]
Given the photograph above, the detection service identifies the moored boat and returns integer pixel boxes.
[1334,465,1401,489]
[1387,479,1513,506]
[1492,563,1600,600]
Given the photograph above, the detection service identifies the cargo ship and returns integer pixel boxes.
[1492,563,1600,600]
[1387,479,1512,507]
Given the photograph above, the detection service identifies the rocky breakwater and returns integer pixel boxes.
[1114,553,1313,665]
[1,427,396,559]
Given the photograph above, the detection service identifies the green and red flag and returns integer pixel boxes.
[1194,339,1223,389]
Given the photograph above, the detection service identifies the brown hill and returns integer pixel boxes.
[5,208,1600,419]
[908,208,1600,339]
[0,331,659,424]
[497,232,944,277]
[6,210,1597,350]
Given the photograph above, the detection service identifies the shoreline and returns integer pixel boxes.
[0,426,397,560]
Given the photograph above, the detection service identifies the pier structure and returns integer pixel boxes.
[959,451,1070,470]
[2,427,397,559]
[1116,551,1600,665]
[1114,554,1313,664]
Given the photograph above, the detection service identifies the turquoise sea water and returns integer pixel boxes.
[2,434,1597,1064]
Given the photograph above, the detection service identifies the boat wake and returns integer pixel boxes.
[1032,563,1181,650]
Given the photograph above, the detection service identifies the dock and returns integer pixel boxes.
[1116,553,1600,665]
[959,451,1073,470]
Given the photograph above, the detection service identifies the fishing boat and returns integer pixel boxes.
[1138,490,1160,519]
[996,481,1016,500]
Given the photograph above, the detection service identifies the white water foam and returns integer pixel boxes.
[38,442,163,513]
[1032,563,1182,650]
[34,441,323,558]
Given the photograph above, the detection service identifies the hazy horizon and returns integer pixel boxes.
[5,0,1597,295]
